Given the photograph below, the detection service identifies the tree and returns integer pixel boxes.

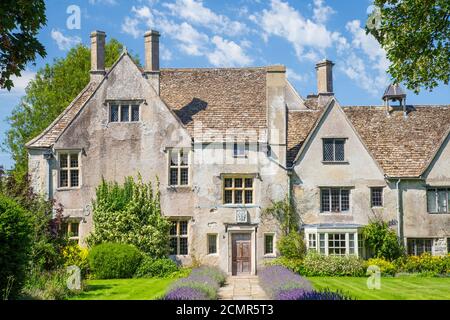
[362,220,404,261]
[87,176,171,258]
[4,39,137,183]
[367,0,450,92]
[0,0,47,90]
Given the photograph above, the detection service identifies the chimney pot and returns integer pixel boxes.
[315,59,334,94]
[144,30,160,72]
[90,30,106,80]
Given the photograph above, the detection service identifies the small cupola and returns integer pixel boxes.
[382,83,407,116]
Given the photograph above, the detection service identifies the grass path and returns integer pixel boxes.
[70,278,177,300]
[309,277,450,300]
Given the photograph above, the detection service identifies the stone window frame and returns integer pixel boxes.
[264,233,275,256]
[407,238,433,256]
[222,175,254,205]
[108,101,142,123]
[426,187,450,214]
[168,148,190,187]
[207,233,218,255]
[322,137,347,163]
[370,187,384,208]
[62,220,81,243]
[305,228,362,258]
[320,187,351,213]
[169,220,189,256]
[57,150,81,189]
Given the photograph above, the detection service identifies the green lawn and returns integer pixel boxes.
[70,278,177,300]
[309,276,450,300]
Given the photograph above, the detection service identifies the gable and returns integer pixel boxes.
[424,131,450,182]
[294,101,385,184]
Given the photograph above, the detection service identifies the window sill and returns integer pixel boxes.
[428,212,450,215]
[108,121,141,124]
[263,254,276,258]
[56,186,81,191]
[371,206,384,209]
[220,204,258,208]
[167,185,192,191]
[232,155,248,159]
[321,161,349,165]
[319,211,351,215]
[207,253,219,257]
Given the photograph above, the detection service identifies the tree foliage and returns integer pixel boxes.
[0,0,47,90]
[4,39,137,183]
[262,196,299,235]
[367,0,450,92]
[362,220,405,261]
[87,176,171,258]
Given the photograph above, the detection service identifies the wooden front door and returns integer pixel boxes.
[232,234,251,275]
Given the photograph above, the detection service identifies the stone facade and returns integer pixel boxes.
[27,30,449,276]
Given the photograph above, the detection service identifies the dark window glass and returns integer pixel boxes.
[60,154,68,168]
[121,105,129,122]
[110,105,119,122]
[245,190,253,204]
[180,168,189,185]
[131,105,139,121]
[265,234,274,254]
[323,139,334,161]
[169,222,177,236]
[234,190,243,204]
[371,187,383,207]
[70,154,78,167]
[224,190,233,204]
[179,221,188,235]
[208,234,217,254]
[331,188,340,212]
[321,189,330,212]
[70,170,79,187]
[60,170,68,187]
[323,139,345,162]
[224,178,233,188]
[321,188,350,212]
[169,238,177,254]
[335,139,345,161]
[179,238,188,255]
[341,189,349,211]
[407,239,433,255]
[170,168,178,185]
[245,178,253,188]
[234,178,243,188]
[70,222,79,237]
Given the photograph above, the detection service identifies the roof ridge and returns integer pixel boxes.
[160,66,270,71]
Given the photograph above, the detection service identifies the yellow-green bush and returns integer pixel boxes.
[62,243,89,276]
[364,258,397,276]
[396,253,449,275]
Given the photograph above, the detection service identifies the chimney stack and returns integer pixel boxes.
[144,30,160,94]
[315,59,334,95]
[90,30,106,81]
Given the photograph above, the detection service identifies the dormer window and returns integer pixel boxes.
[110,103,140,122]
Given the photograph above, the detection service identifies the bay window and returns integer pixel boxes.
[306,230,361,257]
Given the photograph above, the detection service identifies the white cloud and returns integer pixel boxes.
[121,16,142,38]
[313,0,335,24]
[163,0,247,36]
[88,0,117,5]
[255,0,332,60]
[0,70,35,96]
[286,68,304,82]
[51,29,81,51]
[207,36,252,67]
[161,45,173,61]
[160,21,209,56]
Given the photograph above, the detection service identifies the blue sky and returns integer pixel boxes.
[0,0,449,169]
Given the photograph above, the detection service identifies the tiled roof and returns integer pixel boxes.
[160,68,267,136]
[287,110,322,167]
[26,81,98,148]
[343,106,450,177]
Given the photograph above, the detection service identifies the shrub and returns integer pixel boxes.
[0,195,32,299]
[298,289,353,300]
[277,232,306,259]
[364,258,397,276]
[134,256,178,278]
[302,251,365,276]
[165,266,225,300]
[258,265,312,299]
[62,243,89,277]
[88,243,142,279]
[164,287,207,300]
[87,176,171,257]
[266,257,304,275]
[362,220,404,260]
[395,253,449,275]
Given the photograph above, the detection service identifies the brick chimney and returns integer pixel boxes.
[144,30,160,95]
[316,59,334,94]
[90,30,106,81]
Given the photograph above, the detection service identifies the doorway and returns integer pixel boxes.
[231,233,251,275]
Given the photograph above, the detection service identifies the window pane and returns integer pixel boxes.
[179,238,188,255]
[265,235,274,254]
[120,105,129,122]
[245,178,253,188]
[169,238,177,254]
[331,189,340,212]
[70,154,78,168]
[319,234,325,254]
[110,105,119,122]
[427,189,437,213]
[224,178,232,188]
[70,170,79,187]
[244,190,253,204]
[234,190,243,204]
[437,189,447,213]
[224,190,233,204]
[309,234,316,249]
[349,234,355,254]
[341,189,349,211]
[70,223,79,237]
[170,150,179,165]
[323,139,334,161]
[234,143,245,157]
[321,189,330,212]
[371,187,383,207]
[334,140,345,161]
[170,168,178,185]
[180,168,189,185]
[60,154,68,168]
[234,178,243,188]
[60,170,68,187]
[169,222,177,236]
[179,221,188,235]
[131,105,139,121]
[180,150,188,165]
[208,234,217,254]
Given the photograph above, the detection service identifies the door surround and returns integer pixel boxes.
[226,225,257,276]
